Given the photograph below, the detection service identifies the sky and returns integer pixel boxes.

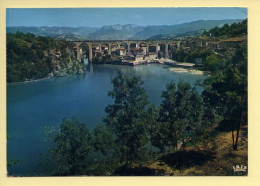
[6,8,247,27]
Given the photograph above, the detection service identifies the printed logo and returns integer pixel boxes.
[233,165,247,172]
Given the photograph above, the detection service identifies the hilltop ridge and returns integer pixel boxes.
[7,19,243,41]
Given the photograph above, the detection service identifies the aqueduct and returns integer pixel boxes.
[69,40,182,62]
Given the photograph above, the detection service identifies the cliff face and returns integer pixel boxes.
[45,48,85,77]
[7,32,86,83]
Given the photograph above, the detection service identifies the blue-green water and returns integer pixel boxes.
[7,63,207,176]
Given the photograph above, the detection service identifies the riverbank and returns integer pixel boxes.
[113,58,196,67]
[168,67,209,75]
[7,69,86,84]
[10,58,207,84]
[110,58,202,69]
[116,58,175,66]
[114,58,208,75]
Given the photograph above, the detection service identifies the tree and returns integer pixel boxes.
[187,87,205,143]
[202,44,247,150]
[159,81,204,152]
[158,81,178,151]
[92,124,114,156]
[150,121,171,153]
[174,81,203,150]
[47,117,93,175]
[145,104,159,157]
[103,72,149,163]
[158,81,205,172]
[204,54,222,72]
[198,104,216,142]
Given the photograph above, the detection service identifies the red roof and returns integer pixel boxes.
[132,48,143,51]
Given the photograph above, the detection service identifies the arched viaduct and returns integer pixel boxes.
[69,40,182,62]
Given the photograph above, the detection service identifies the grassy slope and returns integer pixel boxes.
[126,126,248,176]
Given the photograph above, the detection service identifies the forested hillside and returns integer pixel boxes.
[202,19,247,38]
[7,32,85,83]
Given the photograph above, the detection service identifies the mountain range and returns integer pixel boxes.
[7,19,244,40]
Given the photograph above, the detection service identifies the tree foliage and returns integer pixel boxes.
[92,124,114,156]
[172,48,214,63]
[204,54,222,72]
[93,54,114,64]
[7,32,82,83]
[144,104,160,157]
[157,81,205,152]
[103,72,149,163]
[47,117,93,176]
[203,19,247,38]
[202,43,247,150]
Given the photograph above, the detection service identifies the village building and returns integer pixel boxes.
[207,42,219,49]
[111,44,119,51]
[131,48,144,56]
[148,44,157,53]
[194,40,203,48]
[134,54,144,62]
[123,55,135,61]
[139,43,147,55]
[147,53,157,60]
[116,48,126,56]
[219,38,243,49]
[101,45,108,51]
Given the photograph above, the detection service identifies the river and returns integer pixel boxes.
[7,63,207,176]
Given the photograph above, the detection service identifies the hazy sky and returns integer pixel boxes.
[6,8,247,27]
